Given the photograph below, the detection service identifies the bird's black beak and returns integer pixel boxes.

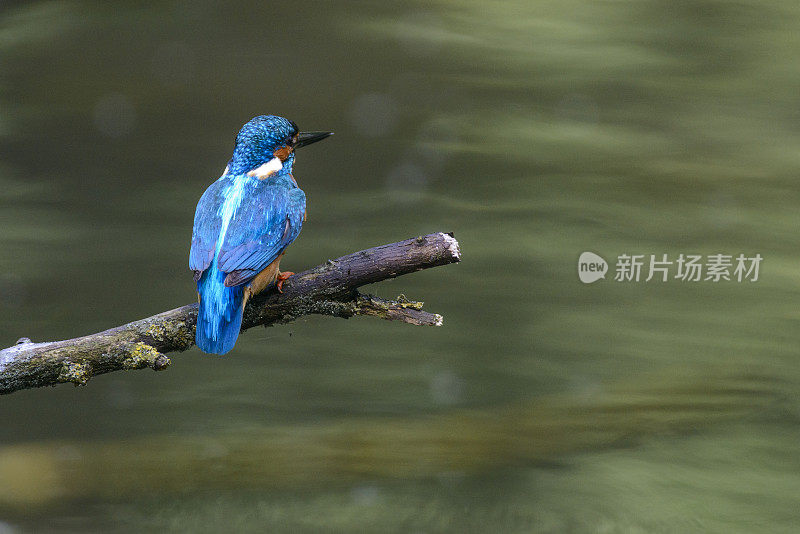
[295,131,333,148]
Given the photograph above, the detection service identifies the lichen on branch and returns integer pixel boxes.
[0,232,461,395]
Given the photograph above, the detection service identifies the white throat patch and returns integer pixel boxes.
[247,157,283,179]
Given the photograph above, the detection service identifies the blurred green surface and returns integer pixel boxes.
[1,0,800,532]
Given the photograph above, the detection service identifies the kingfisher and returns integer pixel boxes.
[189,115,332,355]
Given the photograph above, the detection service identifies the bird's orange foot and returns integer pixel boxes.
[276,271,295,293]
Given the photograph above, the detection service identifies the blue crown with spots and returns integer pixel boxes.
[228,115,298,175]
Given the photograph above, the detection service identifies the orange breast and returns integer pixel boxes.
[245,253,284,300]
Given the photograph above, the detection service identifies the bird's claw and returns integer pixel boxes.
[276,271,295,293]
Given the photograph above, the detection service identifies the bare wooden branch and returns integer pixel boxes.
[0,232,460,395]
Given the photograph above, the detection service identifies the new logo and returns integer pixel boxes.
[578,252,608,284]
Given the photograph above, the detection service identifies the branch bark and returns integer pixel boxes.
[0,232,461,395]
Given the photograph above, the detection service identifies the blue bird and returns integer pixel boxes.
[189,115,332,354]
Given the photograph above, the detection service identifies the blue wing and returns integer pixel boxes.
[217,180,306,287]
[189,178,225,276]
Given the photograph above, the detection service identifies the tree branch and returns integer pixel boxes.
[0,232,461,395]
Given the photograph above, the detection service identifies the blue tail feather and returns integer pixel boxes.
[196,261,244,355]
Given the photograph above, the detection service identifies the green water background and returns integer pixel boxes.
[1,1,800,532]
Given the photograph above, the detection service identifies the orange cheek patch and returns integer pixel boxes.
[273,145,293,161]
